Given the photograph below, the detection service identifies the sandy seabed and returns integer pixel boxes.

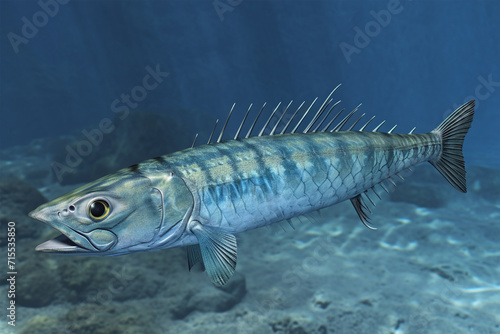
[1,163,499,334]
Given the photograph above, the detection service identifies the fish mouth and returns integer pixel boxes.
[29,208,98,254]
[35,234,93,253]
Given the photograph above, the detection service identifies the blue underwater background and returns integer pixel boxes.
[1,1,500,333]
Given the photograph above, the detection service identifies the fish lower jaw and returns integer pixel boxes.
[35,234,94,254]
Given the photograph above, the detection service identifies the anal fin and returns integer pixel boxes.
[350,194,377,230]
[190,221,237,287]
[351,168,412,230]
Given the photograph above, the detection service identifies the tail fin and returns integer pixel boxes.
[430,100,475,192]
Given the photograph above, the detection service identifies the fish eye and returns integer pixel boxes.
[88,199,111,221]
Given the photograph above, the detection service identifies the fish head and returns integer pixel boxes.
[29,169,171,255]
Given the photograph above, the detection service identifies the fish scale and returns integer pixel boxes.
[165,131,442,234]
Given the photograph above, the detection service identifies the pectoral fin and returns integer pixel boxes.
[189,221,237,286]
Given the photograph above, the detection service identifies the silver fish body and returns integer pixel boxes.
[161,131,440,236]
[30,91,475,286]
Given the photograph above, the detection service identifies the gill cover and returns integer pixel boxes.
[148,172,194,245]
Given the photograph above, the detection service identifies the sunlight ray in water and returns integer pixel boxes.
[305,225,343,237]
[460,276,500,294]
[378,241,418,251]
[446,237,463,245]
[292,237,318,250]
[483,250,500,257]
[395,217,411,224]
[415,207,431,216]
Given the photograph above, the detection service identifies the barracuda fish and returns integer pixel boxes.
[30,87,475,286]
